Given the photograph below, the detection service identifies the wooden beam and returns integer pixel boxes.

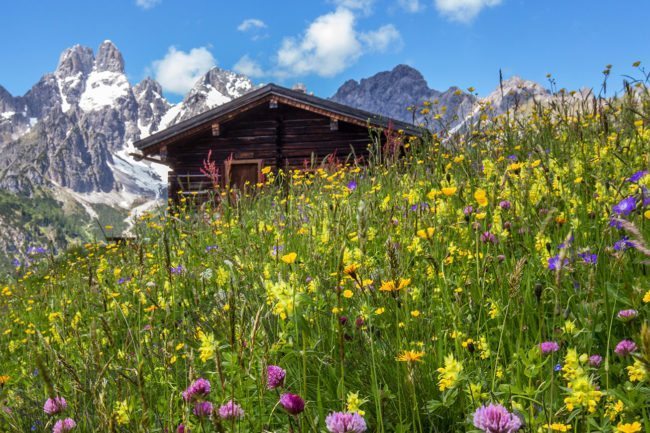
[211,123,220,136]
[329,118,339,131]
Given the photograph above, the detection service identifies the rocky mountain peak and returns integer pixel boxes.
[95,40,125,73]
[55,45,94,78]
[134,77,164,99]
[0,85,16,113]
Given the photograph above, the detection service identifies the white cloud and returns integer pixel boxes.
[398,0,424,12]
[233,55,265,78]
[274,8,401,78]
[360,24,402,52]
[237,18,267,32]
[434,0,502,22]
[151,46,216,95]
[135,0,161,10]
[330,0,375,14]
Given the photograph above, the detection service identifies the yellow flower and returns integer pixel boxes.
[114,400,130,426]
[197,330,216,363]
[343,263,359,277]
[626,359,647,382]
[397,350,425,363]
[474,189,488,207]
[375,307,385,315]
[343,289,354,299]
[616,422,642,433]
[543,423,572,432]
[261,166,272,174]
[346,392,368,416]
[437,354,463,391]
[563,375,603,413]
[281,252,297,264]
[0,375,9,386]
[379,278,410,292]
[643,289,650,303]
[441,186,457,196]
[410,310,421,317]
[416,227,435,239]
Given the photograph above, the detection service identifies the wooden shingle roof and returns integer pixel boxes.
[134,83,422,153]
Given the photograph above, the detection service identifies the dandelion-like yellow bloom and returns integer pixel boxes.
[436,354,463,391]
[0,375,9,386]
[343,263,359,277]
[397,350,425,363]
[416,227,435,239]
[441,186,457,196]
[281,252,297,264]
[616,422,642,433]
[379,278,411,292]
[643,289,650,303]
[474,189,488,207]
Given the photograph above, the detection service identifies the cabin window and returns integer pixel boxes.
[226,159,263,191]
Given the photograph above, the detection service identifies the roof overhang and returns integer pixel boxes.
[134,83,423,155]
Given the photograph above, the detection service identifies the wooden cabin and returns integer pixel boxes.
[132,83,421,201]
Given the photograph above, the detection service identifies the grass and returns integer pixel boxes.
[0,74,649,433]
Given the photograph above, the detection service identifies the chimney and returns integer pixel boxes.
[292,83,307,93]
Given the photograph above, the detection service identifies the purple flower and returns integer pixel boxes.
[27,246,47,255]
[554,364,562,372]
[205,245,219,252]
[43,396,67,415]
[280,393,305,415]
[627,170,647,183]
[347,180,357,191]
[578,252,597,265]
[547,255,568,271]
[588,355,603,367]
[613,236,635,251]
[325,412,367,433]
[176,424,187,433]
[266,365,286,390]
[193,401,213,418]
[463,206,474,216]
[617,309,638,321]
[613,196,637,216]
[539,341,560,355]
[480,231,497,244]
[472,403,522,433]
[499,200,511,210]
[182,378,211,402]
[614,339,637,356]
[609,218,624,229]
[218,400,244,420]
[170,265,184,274]
[52,418,76,433]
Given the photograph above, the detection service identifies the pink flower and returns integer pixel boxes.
[266,365,286,389]
[325,411,367,433]
[473,403,522,433]
[193,401,213,418]
[617,309,638,321]
[182,378,211,402]
[218,400,244,420]
[538,341,560,355]
[52,418,76,433]
[279,393,305,415]
[614,339,637,356]
[43,396,68,415]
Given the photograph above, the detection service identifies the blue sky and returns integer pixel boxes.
[2,0,650,102]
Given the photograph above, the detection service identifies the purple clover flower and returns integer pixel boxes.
[325,412,367,433]
[539,341,560,355]
[176,424,187,433]
[472,403,522,433]
[182,378,211,402]
[499,200,511,210]
[170,265,184,274]
[588,355,603,367]
[218,400,244,420]
[463,206,474,216]
[613,196,637,216]
[193,401,214,418]
[52,418,76,433]
[266,365,286,390]
[480,231,497,244]
[614,339,637,356]
[280,393,305,415]
[617,309,638,321]
[43,396,68,415]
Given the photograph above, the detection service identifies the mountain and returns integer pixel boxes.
[0,41,254,271]
[330,64,477,130]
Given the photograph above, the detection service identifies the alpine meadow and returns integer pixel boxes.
[1,65,650,433]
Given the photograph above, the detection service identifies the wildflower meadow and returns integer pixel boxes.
[1,75,650,432]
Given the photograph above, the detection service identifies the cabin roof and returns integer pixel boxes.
[134,83,422,153]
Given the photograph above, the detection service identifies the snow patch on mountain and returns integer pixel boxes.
[79,70,131,112]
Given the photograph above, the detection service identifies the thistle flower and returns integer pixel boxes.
[279,393,305,415]
[52,418,76,433]
[539,341,560,355]
[193,401,213,418]
[325,411,367,433]
[472,403,522,433]
[182,378,211,402]
[218,400,244,420]
[614,340,637,356]
[43,396,68,415]
[266,365,286,389]
[613,196,636,216]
